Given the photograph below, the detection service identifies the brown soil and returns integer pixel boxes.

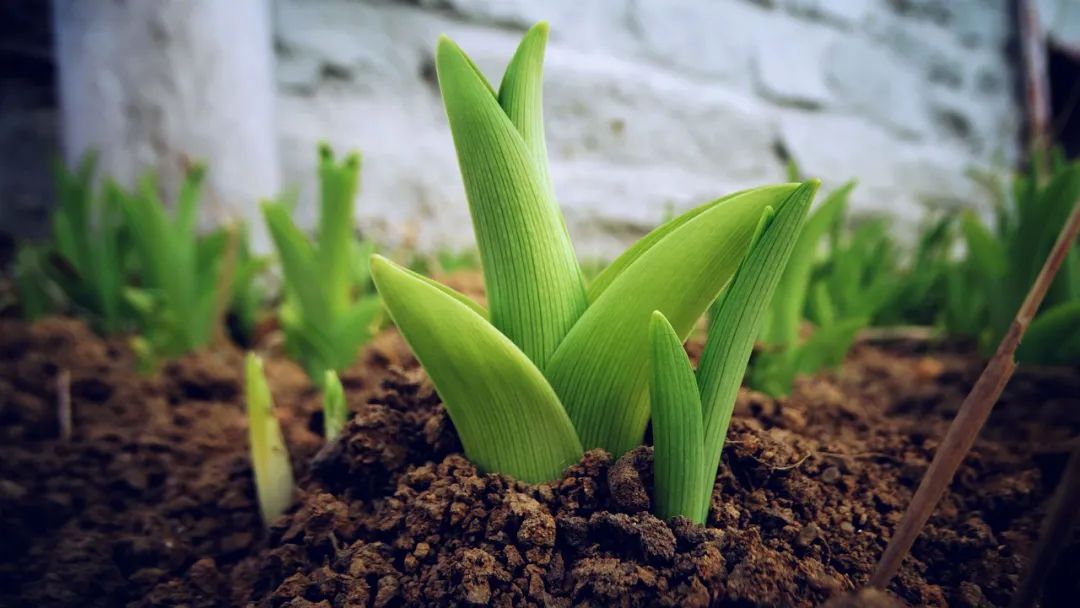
[0,317,409,606]
[1,317,1079,607]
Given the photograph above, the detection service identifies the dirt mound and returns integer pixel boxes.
[2,317,1078,606]
[216,344,1078,607]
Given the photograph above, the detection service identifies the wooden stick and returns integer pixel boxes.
[1010,440,1080,607]
[869,195,1080,588]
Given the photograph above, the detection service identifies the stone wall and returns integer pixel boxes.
[274,0,1020,257]
[0,0,1025,257]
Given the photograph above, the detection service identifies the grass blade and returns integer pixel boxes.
[649,311,707,523]
[371,254,583,483]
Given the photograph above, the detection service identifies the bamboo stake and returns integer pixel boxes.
[1010,440,1080,607]
[869,196,1080,588]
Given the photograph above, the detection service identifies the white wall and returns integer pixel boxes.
[52,0,280,231]
[273,0,1020,258]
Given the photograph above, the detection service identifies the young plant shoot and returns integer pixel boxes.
[119,165,232,361]
[245,352,295,525]
[323,369,347,441]
[41,154,131,333]
[262,146,381,386]
[652,189,811,523]
[370,23,819,489]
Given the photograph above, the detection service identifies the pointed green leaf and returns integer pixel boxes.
[374,258,487,319]
[317,145,361,318]
[323,369,347,441]
[176,163,206,239]
[761,181,852,346]
[437,35,587,369]
[371,254,583,483]
[588,188,752,302]
[696,182,816,515]
[546,183,802,457]
[649,311,708,524]
[498,21,555,193]
[245,353,295,525]
[262,201,325,320]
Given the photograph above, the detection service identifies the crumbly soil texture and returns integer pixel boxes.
[1,317,1079,607]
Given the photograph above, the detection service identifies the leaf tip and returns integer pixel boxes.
[528,20,550,41]
[435,34,462,66]
[317,142,333,162]
[369,253,392,282]
[649,310,675,338]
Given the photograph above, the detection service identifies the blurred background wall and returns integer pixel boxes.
[2,0,1080,257]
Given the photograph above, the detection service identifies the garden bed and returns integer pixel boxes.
[1,316,1078,607]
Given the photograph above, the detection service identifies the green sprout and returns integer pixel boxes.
[262,146,381,386]
[43,153,131,333]
[245,352,295,525]
[370,23,818,487]
[652,190,811,523]
[322,369,346,441]
[118,165,231,361]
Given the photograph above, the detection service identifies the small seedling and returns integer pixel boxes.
[262,146,381,386]
[42,153,131,333]
[322,369,346,441]
[651,190,811,523]
[371,23,818,492]
[245,352,295,525]
[118,165,231,361]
